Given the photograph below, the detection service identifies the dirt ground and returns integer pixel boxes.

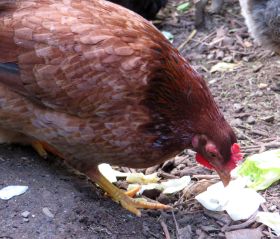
[0,0,279,238]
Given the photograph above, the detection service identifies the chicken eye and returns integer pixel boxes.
[208,152,217,158]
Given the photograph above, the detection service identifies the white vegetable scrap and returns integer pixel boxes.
[256,212,280,236]
[98,163,129,183]
[0,185,28,200]
[161,176,191,194]
[195,178,265,221]
[127,176,191,195]
[127,183,164,195]
[126,172,160,184]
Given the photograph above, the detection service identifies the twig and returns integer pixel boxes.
[250,129,269,137]
[222,211,258,232]
[260,204,273,238]
[174,198,197,208]
[204,210,231,225]
[159,170,179,179]
[242,148,260,153]
[262,137,278,142]
[192,31,217,48]
[172,210,180,239]
[160,220,171,239]
[178,29,197,51]
[264,142,280,149]
[234,127,257,144]
[192,174,219,180]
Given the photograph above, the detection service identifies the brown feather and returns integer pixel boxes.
[0,0,238,177]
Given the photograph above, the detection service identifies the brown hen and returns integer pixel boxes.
[0,0,242,216]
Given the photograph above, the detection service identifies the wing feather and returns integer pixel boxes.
[0,0,166,118]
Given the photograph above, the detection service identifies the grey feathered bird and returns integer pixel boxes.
[240,0,280,53]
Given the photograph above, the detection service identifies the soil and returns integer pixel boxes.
[0,0,279,239]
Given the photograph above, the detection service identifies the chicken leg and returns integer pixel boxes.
[87,167,171,216]
[31,140,66,160]
[31,141,48,159]
[31,141,169,216]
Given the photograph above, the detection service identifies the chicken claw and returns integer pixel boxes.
[87,168,171,216]
[125,185,141,198]
[31,141,48,159]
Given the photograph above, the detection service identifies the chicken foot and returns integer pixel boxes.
[87,167,172,216]
[31,141,48,159]
[30,141,170,216]
[31,140,66,160]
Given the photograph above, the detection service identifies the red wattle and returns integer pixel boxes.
[195,153,213,169]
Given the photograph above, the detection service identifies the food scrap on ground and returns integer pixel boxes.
[99,163,191,195]
[237,148,280,190]
[0,185,28,200]
[195,178,265,220]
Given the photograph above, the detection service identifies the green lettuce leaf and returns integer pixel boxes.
[237,149,280,190]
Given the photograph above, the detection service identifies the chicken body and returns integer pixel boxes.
[107,0,167,20]
[0,0,241,215]
[240,0,280,53]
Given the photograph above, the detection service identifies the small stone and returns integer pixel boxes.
[231,118,243,127]
[237,132,246,140]
[145,165,160,175]
[262,116,274,123]
[255,90,263,96]
[161,159,174,172]
[223,55,233,62]
[23,218,29,223]
[233,103,244,113]
[252,63,263,72]
[247,116,256,124]
[271,82,280,92]
[197,43,208,54]
[222,37,234,46]
[186,149,195,155]
[174,155,189,167]
[157,193,176,205]
[42,207,54,218]
[269,205,277,212]
[142,189,161,200]
[216,50,224,60]
[207,53,215,60]
[170,168,180,176]
[176,163,185,170]
[243,40,253,48]
[21,211,30,218]
[209,79,218,84]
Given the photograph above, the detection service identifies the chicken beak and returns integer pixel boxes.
[211,159,231,187]
[216,169,231,187]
